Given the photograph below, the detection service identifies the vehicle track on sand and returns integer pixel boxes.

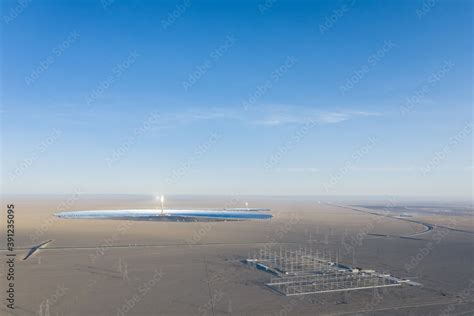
[333,204,474,238]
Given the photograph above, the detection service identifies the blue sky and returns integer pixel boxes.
[1,0,472,198]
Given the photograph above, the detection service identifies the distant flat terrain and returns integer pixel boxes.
[1,195,473,315]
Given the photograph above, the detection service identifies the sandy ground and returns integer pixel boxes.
[0,195,473,315]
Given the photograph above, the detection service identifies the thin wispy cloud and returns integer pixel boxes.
[351,166,472,172]
[351,166,418,172]
[251,106,381,126]
[276,167,320,173]
[112,105,382,128]
[10,103,382,131]
[253,111,378,126]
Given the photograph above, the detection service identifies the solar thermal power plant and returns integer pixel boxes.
[55,196,272,221]
[55,209,272,221]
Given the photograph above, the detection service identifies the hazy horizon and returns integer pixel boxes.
[2,193,472,204]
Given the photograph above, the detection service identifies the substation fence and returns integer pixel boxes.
[266,272,400,296]
[248,248,403,297]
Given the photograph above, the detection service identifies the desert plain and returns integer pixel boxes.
[1,195,473,315]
